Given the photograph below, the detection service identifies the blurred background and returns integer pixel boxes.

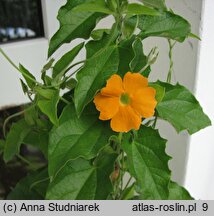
[0,0,213,199]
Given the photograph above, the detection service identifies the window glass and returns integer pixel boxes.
[0,0,44,44]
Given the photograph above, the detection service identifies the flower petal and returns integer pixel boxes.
[110,105,141,132]
[123,72,148,95]
[101,74,124,97]
[94,93,119,120]
[131,87,157,118]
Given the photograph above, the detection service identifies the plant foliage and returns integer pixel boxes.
[0,0,211,200]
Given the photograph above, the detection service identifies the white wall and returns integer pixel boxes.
[0,39,48,107]
[185,0,214,200]
[144,0,203,184]
[1,0,210,196]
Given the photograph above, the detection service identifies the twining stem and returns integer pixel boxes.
[167,39,176,83]
[113,132,125,199]
[120,151,125,192]
[3,110,24,138]
[3,105,34,138]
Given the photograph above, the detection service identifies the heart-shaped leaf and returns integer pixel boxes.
[48,104,114,177]
[156,82,211,134]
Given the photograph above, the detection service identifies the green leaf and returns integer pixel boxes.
[46,152,117,199]
[37,89,60,126]
[168,181,193,200]
[43,75,52,86]
[149,83,165,103]
[0,139,5,154]
[189,32,201,40]
[91,29,111,40]
[52,42,84,79]
[122,15,139,39]
[74,46,119,116]
[118,37,135,77]
[41,58,55,74]
[35,87,55,100]
[107,0,117,12]
[130,37,150,76]
[24,106,38,126]
[86,23,119,58]
[4,119,31,162]
[48,104,114,177]
[72,0,113,14]
[93,145,118,198]
[156,82,211,134]
[74,24,118,115]
[63,78,77,90]
[138,11,191,42]
[118,37,150,77]
[48,0,105,57]
[7,169,49,200]
[122,126,171,200]
[20,79,28,95]
[19,64,36,89]
[121,183,135,200]
[23,131,49,159]
[139,0,167,10]
[41,59,55,84]
[126,3,160,16]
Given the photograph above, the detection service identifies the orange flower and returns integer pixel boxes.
[93,72,157,132]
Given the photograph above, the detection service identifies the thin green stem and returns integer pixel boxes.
[167,39,176,83]
[119,176,133,200]
[0,48,42,86]
[0,48,19,71]
[123,176,133,192]
[140,63,149,73]
[115,132,126,199]
[114,0,124,44]
[17,154,37,170]
[63,60,85,75]
[116,0,120,11]
[112,132,125,199]
[144,119,153,127]
[64,65,84,82]
[60,97,70,105]
[120,151,125,191]
[43,62,84,89]
[114,169,121,199]
[30,177,50,190]
[3,111,24,138]
[118,132,123,142]
[3,105,34,138]
[152,116,158,129]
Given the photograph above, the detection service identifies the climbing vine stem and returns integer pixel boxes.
[167,39,176,83]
